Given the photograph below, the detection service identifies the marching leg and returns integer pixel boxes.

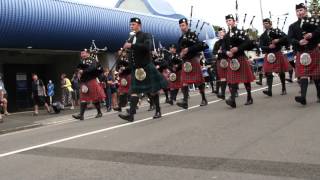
[177,86,189,109]
[94,102,102,118]
[295,78,308,105]
[226,84,237,108]
[153,93,161,119]
[72,102,87,120]
[263,73,273,97]
[217,81,226,100]
[199,83,208,106]
[119,95,139,122]
[279,72,287,95]
[244,82,253,105]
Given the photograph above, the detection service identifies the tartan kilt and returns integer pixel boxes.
[227,56,255,84]
[296,48,320,78]
[118,74,131,94]
[180,58,204,85]
[80,79,106,102]
[217,59,228,79]
[130,63,168,94]
[263,52,289,73]
[168,70,182,89]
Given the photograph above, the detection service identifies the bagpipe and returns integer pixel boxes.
[88,40,108,62]
[180,6,209,50]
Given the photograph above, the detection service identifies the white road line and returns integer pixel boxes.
[0,83,281,158]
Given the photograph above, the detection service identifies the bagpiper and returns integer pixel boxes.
[213,27,228,100]
[113,49,131,112]
[72,49,105,120]
[288,3,320,105]
[223,14,256,108]
[118,17,167,122]
[166,44,183,105]
[177,18,209,109]
[260,18,289,96]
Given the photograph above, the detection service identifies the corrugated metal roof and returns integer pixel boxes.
[0,0,215,52]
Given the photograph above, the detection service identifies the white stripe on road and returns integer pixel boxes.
[0,83,281,158]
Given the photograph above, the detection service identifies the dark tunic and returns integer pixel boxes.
[213,39,228,79]
[167,53,183,89]
[78,57,105,102]
[259,28,289,73]
[178,29,208,84]
[128,31,167,94]
[222,27,255,84]
[288,18,320,78]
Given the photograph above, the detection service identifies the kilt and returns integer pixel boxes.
[118,74,131,94]
[227,56,255,84]
[180,57,204,85]
[263,51,289,73]
[168,70,182,89]
[217,59,228,79]
[80,79,106,102]
[130,63,168,94]
[296,48,320,78]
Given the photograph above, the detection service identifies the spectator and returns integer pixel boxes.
[71,70,81,107]
[31,74,51,115]
[0,74,10,117]
[60,73,74,109]
[102,68,112,112]
[111,70,119,110]
[47,80,55,105]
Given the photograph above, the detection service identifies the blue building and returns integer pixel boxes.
[0,0,215,111]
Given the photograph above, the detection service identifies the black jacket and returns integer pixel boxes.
[288,19,320,52]
[259,28,288,53]
[128,31,153,68]
[177,29,208,60]
[78,57,103,82]
[222,27,252,58]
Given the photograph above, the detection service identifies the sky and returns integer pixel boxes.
[68,0,306,34]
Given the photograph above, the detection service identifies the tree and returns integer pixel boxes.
[309,0,320,17]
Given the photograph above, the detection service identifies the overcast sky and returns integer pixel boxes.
[69,0,306,34]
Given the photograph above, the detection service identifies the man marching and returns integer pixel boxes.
[288,3,320,105]
[118,17,167,122]
[213,27,228,100]
[176,18,209,109]
[72,50,105,120]
[223,14,255,108]
[260,18,289,96]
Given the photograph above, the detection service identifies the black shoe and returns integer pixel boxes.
[244,98,253,105]
[147,106,155,111]
[165,99,170,104]
[286,78,293,83]
[200,99,208,106]
[118,113,134,122]
[106,107,112,112]
[168,100,174,105]
[153,111,162,119]
[280,90,287,95]
[256,81,262,85]
[95,113,102,118]
[217,94,225,100]
[177,101,188,109]
[263,90,272,97]
[226,98,236,108]
[113,107,122,112]
[295,96,306,105]
[72,114,84,120]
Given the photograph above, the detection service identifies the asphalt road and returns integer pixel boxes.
[0,81,319,180]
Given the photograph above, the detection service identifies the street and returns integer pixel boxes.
[0,82,319,180]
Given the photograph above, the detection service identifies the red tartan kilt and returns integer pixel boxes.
[180,58,204,85]
[296,48,320,78]
[80,79,106,102]
[227,56,255,84]
[217,59,228,79]
[263,52,289,73]
[118,75,131,94]
[168,70,182,89]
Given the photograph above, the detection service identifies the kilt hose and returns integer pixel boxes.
[168,70,182,90]
[118,74,131,94]
[295,48,320,78]
[80,79,106,102]
[263,51,289,73]
[217,59,228,80]
[227,56,255,84]
[130,63,168,94]
[181,57,204,85]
